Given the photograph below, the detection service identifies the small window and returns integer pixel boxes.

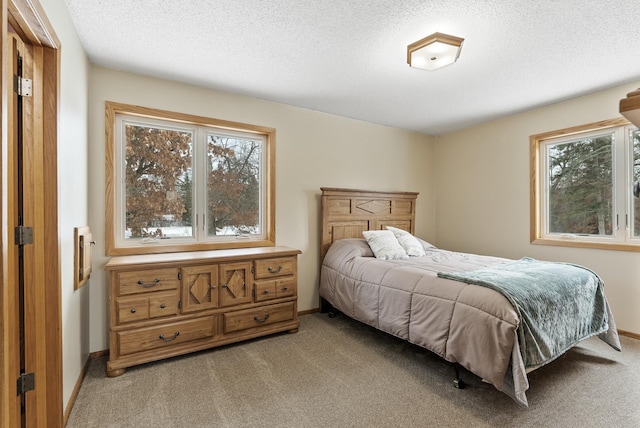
[106,102,275,256]
[531,118,640,250]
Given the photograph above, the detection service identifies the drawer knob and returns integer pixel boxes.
[263,290,270,294]
[159,331,180,342]
[130,308,136,314]
[160,304,166,309]
[268,265,283,274]
[137,278,160,288]
[282,287,289,291]
[254,314,270,323]
[211,285,217,290]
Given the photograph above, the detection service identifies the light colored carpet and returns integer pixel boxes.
[66,313,640,427]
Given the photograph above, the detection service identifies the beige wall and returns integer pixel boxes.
[40,0,91,410]
[434,82,640,335]
[87,66,436,351]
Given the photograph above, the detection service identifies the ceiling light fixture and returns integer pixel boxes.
[620,88,640,128]
[407,32,464,71]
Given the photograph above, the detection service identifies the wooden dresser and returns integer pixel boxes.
[104,246,301,377]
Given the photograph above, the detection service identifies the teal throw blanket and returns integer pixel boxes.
[438,258,608,368]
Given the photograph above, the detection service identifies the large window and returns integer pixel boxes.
[531,118,640,250]
[105,102,275,256]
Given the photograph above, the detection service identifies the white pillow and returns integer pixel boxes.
[386,226,426,257]
[362,230,408,260]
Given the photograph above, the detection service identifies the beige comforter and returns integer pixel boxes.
[318,238,620,406]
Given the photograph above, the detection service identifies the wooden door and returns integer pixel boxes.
[8,30,58,428]
[219,261,253,307]
[2,32,23,428]
[1,1,62,426]
[181,265,219,313]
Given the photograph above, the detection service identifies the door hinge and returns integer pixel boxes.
[15,226,34,245]
[17,372,35,395]
[178,300,182,309]
[13,75,32,97]
[178,272,182,280]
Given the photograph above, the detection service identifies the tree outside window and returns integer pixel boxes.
[124,124,193,239]
[632,129,640,237]
[546,135,613,236]
[207,135,261,237]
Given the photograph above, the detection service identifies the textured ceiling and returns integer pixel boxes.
[63,0,640,135]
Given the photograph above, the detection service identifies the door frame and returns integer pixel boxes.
[1,0,61,426]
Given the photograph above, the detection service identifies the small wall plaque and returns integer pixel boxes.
[74,226,94,289]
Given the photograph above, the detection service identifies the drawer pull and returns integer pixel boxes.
[268,265,283,274]
[282,287,289,291]
[137,278,160,288]
[130,308,137,314]
[263,290,270,294]
[254,314,270,323]
[159,331,180,342]
[160,304,166,309]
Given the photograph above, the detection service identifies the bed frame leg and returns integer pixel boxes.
[452,363,465,389]
[320,298,337,318]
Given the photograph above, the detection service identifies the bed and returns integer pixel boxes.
[318,187,621,407]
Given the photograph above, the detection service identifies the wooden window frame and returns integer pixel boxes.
[530,117,640,251]
[105,102,276,256]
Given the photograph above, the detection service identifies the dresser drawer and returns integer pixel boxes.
[254,257,295,280]
[223,302,294,333]
[116,297,150,324]
[276,278,296,298]
[118,317,215,356]
[116,291,179,324]
[254,280,277,302]
[254,278,296,302]
[149,292,180,318]
[117,268,180,295]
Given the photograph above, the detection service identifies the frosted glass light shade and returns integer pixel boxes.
[407,32,464,71]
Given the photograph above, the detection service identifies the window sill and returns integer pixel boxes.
[531,238,640,252]
[105,239,276,257]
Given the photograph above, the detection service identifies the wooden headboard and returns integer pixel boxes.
[320,187,419,261]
